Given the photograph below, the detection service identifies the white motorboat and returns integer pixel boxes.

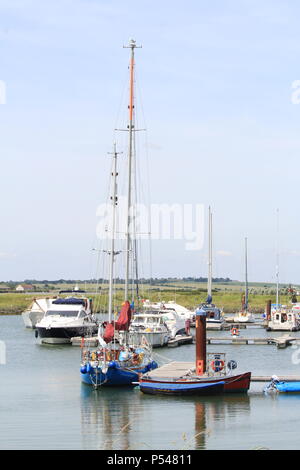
[22,297,58,329]
[129,311,171,347]
[266,213,300,331]
[267,306,300,331]
[142,300,193,320]
[158,309,186,338]
[36,297,98,344]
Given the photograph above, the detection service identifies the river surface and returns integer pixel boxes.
[1,315,300,450]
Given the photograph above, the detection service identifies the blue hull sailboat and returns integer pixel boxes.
[80,40,158,388]
[80,304,158,388]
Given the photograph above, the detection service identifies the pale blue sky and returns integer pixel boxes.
[1,0,300,284]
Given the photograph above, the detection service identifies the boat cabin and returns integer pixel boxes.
[267,307,300,331]
[130,312,168,331]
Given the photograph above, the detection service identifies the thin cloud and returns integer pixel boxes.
[0,252,17,259]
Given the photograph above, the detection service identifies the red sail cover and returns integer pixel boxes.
[103,322,115,343]
[115,301,132,331]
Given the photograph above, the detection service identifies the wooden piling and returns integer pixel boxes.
[195,307,206,375]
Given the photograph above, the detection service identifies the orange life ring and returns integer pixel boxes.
[210,360,225,372]
[231,327,239,336]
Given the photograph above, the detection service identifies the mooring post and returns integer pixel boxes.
[266,299,271,321]
[195,307,207,375]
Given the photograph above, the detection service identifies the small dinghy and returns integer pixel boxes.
[265,375,300,393]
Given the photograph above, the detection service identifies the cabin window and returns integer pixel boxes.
[45,310,79,317]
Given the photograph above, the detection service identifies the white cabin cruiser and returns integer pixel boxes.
[142,300,193,320]
[35,297,98,344]
[22,297,56,329]
[267,306,300,331]
[129,311,171,347]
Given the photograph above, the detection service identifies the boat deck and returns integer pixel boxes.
[146,362,196,379]
[145,362,300,383]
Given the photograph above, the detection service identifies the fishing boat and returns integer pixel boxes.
[233,238,255,323]
[138,307,251,396]
[265,375,300,393]
[80,40,158,387]
[196,207,225,329]
[36,297,98,344]
[22,297,56,329]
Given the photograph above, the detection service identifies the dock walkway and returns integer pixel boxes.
[206,335,298,348]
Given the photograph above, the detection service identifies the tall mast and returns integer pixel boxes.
[244,237,248,311]
[207,207,212,299]
[124,39,141,301]
[276,208,279,311]
[107,144,119,322]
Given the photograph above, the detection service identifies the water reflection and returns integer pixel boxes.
[81,385,138,450]
[193,395,250,449]
[80,384,251,450]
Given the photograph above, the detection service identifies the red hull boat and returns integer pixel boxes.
[139,371,251,396]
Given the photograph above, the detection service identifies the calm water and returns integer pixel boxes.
[2,315,300,450]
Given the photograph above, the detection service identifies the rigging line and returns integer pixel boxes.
[151,350,173,364]
[112,69,130,144]
[135,72,153,298]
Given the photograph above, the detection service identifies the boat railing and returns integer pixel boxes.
[206,352,229,377]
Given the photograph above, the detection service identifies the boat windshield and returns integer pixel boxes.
[45,310,79,317]
[133,316,162,324]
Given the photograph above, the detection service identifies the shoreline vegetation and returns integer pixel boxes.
[0,279,297,315]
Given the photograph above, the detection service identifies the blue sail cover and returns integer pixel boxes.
[53,298,85,305]
[206,295,212,304]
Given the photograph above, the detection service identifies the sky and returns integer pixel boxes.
[1,0,300,284]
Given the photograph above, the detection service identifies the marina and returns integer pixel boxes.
[3,0,300,453]
[3,314,300,449]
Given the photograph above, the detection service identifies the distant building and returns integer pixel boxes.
[15,284,34,292]
[0,285,9,293]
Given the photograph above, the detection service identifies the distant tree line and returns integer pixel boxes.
[1,277,233,286]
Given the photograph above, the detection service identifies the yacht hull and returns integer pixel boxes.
[37,325,98,344]
[81,360,158,387]
[129,331,170,348]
